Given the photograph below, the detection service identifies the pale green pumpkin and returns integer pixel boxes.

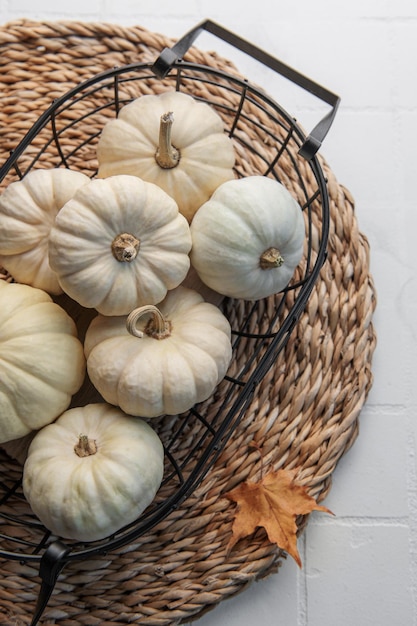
[190,176,306,300]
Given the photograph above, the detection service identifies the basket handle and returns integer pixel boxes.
[152,19,340,160]
[30,540,71,626]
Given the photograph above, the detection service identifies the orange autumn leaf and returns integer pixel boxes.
[225,467,333,567]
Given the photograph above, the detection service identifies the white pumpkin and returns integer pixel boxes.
[0,280,85,443]
[190,176,305,300]
[96,91,236,223]
[84,286,233,418]
[22,403,164,542]
[0,168,90,294]
[48,175,192,316]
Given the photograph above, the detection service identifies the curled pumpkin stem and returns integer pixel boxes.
[155,111,181,169]
[126,305,172,340]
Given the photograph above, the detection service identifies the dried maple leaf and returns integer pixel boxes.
[225,467,333,567]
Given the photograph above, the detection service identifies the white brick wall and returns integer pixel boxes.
[1,2,415,625]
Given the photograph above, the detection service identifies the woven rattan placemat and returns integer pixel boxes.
[0,19,376,626]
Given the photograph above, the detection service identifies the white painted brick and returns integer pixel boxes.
[102,0,200,16]
[409,413,417,484]
[278,0,399,18]
[325,408,409,517]
[393,109,417,406]
[384,0,417,17]
[305,523,414,626]
[397,111,417,219]
[251,19,395,110]
[392,21,417,108]
[299,110,402,214]
[6,0,101,16]
[365,307,409,407]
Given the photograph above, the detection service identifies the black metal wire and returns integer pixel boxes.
[0,62,330,563]
[0,23,337,624]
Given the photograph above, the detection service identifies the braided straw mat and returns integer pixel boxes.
[0,19,377,626]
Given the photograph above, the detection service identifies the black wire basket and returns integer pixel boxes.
[0,20,339,625]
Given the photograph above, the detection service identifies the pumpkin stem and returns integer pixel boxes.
[155,112,180,169]
[111,233,140,262]
[260,247,284,269]
[126,304,172,340]
[74,434,97,457]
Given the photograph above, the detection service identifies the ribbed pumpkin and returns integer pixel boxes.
[84,286,233,418]
[190,176,305,300]
[96,91,236,223]
[0,168,90,294]
[48,174,192,315]
[23,403,164,542]
[0,280,85,443]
